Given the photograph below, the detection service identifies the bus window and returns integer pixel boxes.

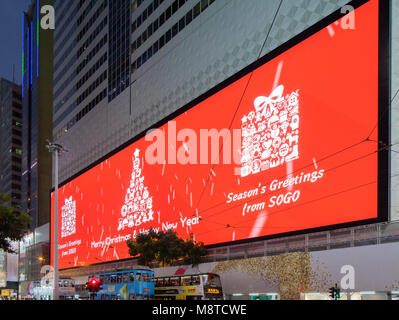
[110,275,117,284]
[123,273,129,283]
[129,294,135,300]
[192,276,200,285]
[136,273,141,282]
[181,277,191,286]
[105,275,110,284]
[144,273,151,282]
[117,274,122,283]
[136,294,143,300]
[99,275,104,284]
[129,272,135,283]
[155,278,162,287]
[204,274,222,287]
[170,277,180,286]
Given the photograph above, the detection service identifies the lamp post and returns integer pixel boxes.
[46,141,68,300]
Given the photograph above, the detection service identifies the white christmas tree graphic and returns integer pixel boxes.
[118,148,154,231]
[61,196,76,238]
[241,84,300,177]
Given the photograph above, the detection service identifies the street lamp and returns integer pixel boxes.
[46,140,68,301]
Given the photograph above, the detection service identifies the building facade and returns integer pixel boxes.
[22,0,54,231]
[48,0,399,299]
[0,78,22,296]
[0,78,23,208]
[19,0,54,295]
[21,0,54,230]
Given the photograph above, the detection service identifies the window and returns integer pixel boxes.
[165,29,171,43]
[117,274,122,283]
[110,275,117,284]
[132,0,137,12]
[192,276,200,285]
[105,275,110,284]
[123,273,129,283]
[172,0,178,14]
[179,16,185,31]
[142,30,148,42]
[186,10,193,25]
[201,0,209,11]
[159,35,165,48]
[136,273,141,282]
[165,6,171,19]
[170,277,180,286]
[159,12,165,26]
[129,273,135,282]
[193,3,200,18]
[155,278,164,287]
[153,42,159,54]
[136,36,142,48]
[12,111,22,119]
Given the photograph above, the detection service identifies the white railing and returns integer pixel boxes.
[59,220,399,278]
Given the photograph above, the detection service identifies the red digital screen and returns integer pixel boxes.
[52,0,389,269]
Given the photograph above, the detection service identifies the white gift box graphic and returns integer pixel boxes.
[241,85,300,177]
[118,148,154,231]
[61,196,76,238]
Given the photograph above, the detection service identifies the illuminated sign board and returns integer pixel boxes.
[52,0,389,269]
[207,288,221,294]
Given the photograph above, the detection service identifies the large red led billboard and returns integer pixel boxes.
[52,0,390,269]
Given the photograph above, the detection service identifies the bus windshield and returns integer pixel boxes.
[202,274,221,287]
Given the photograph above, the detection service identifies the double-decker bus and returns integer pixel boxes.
[31,278,76,300]
[154,273,223,300]
[88,269,154,300]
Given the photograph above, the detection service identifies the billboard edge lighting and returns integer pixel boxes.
[50,0,390,269]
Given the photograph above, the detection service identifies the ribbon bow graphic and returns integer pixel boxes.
[254,85,284,117]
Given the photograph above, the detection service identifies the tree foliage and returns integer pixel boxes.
[127,229,207,268]
[0,194,32,253]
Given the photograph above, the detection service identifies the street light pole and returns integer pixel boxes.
[46,141,68,301]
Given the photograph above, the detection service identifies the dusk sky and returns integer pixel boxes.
[0,0,32,84]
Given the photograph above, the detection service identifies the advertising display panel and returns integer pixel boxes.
[52,0,390,269]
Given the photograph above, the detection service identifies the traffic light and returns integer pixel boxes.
[335,288,341,300]
[86,278,103,293]
[329,287,336,300]
[329,284,340,300]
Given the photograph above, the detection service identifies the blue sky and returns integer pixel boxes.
[0,0,32,84]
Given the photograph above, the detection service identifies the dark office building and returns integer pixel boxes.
[0,79,22,294]
[21,0,54,230]
[0,78,23,207]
